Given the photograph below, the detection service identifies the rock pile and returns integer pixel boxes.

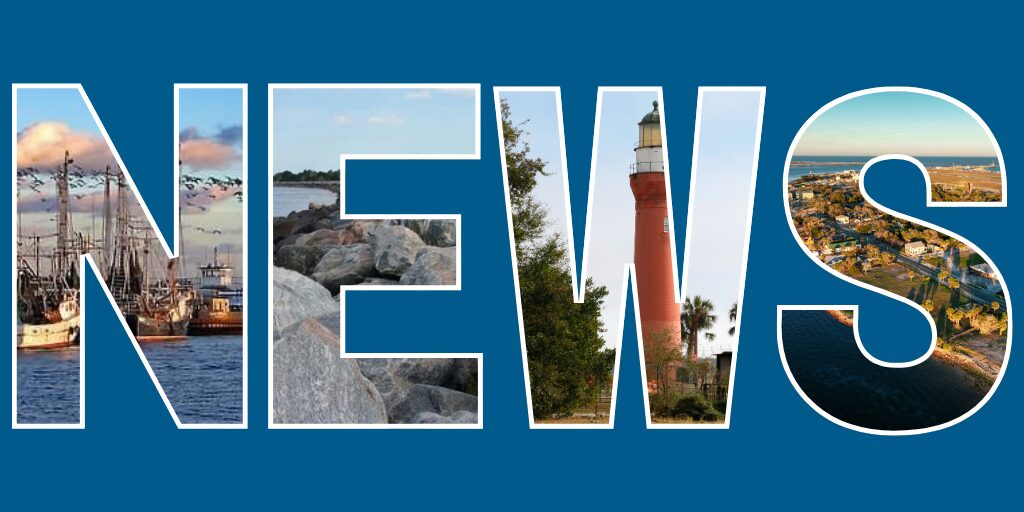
[272,267,478,424]
[274,203,456,292]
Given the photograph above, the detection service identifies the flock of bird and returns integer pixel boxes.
[17,162,245,250]
[17,164,245,217]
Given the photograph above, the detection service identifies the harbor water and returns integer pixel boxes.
[780,310,985,431]
[17,335,243,425]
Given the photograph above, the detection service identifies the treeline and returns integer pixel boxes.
[273,169,340,182]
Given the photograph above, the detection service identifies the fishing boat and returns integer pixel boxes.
[16,151,82,350]
[104,167,191,341]
[188,247,243,335]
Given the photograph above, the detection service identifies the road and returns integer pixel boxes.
[833,224,1005,309]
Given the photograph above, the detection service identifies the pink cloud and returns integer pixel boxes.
[17,122,112,170]
[180,138,239,170]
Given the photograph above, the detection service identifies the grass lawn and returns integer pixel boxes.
[857,264,969,338]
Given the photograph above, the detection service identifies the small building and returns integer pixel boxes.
[903,241,927,257]
[835,215,850,225]
[791,189,815,201]
[716,351,733,386]
[970,263,996,280]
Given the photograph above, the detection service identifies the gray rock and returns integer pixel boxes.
[311,243,376,292]
[272,267,339,339]
[272,318,388,425]
[294,228,348,248]
[400,246,456,285]
[372,225,426,277]
[274,245,322,275]
[393,219,457,247]
[357,277,400,286]
[355,358,480,423]
[388,384,478,424]
[412,410,477,424]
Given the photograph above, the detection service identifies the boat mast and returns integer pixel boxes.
[55,150,73,281]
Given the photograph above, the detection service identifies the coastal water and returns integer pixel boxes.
[274,186,338,217]
[17,335,243,425]
[788,156,1000,181]
[143,335,243,424]
[781,310,985,431]
[17,348,80,424]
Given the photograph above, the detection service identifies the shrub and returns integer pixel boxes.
[672,393,724,422]
[650,390,684,418]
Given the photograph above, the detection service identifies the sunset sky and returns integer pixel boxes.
[15,87,244,278]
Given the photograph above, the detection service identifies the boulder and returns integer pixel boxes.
[387,384,478,424]
[274,245,322,275]
[411,411,477,424]
[294,228,348,248]
[372,225,426,277]
[272,267,338,339]
[357,277,401,286]
[273,318,388,424]
[311,243,376,292]
[400,246,456,285]
[355,358,479,423]
[394,219,457,247]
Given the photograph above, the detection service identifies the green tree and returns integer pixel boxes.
[946,307,964,327]
[922,299,934,312]
[727,302,738,337]
[947,277,960,290]
[502,100,612,419]
[680,296,717,361]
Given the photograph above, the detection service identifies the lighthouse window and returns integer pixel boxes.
[663,217,669,233]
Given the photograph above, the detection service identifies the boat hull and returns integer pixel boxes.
[128,314,189,341]
[188,311,243,335]
[17,316,80,350]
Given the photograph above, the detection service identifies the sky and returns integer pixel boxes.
[15,87,244,279]
[272,87,477,172]
[501,90,763,357]
[794,91,997,157]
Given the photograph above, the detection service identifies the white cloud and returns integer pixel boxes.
[367,114,407,125]
[405,90,432,100]
[333,114,353,125]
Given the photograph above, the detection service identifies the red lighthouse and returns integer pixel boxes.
[629,101,681,385]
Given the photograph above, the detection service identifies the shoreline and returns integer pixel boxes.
[824,309,996,390]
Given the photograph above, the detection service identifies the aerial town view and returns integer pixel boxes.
[14,86,245,425]
[782,89,1008,431]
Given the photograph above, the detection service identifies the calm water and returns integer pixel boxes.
[781,310,985,431]
[17,348,80,424]
[273,186,337,217]
[788,156,1000,181]
[17,335,243,425]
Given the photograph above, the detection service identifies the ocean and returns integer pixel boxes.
[787,156,1000,181]
[16,335,243,425]
[273,186,338,217]
[780,310,985,431]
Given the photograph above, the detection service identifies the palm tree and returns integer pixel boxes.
[680,296,717,362]
[727,302,738,337]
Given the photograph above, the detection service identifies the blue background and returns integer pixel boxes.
[2,2,1020,508]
